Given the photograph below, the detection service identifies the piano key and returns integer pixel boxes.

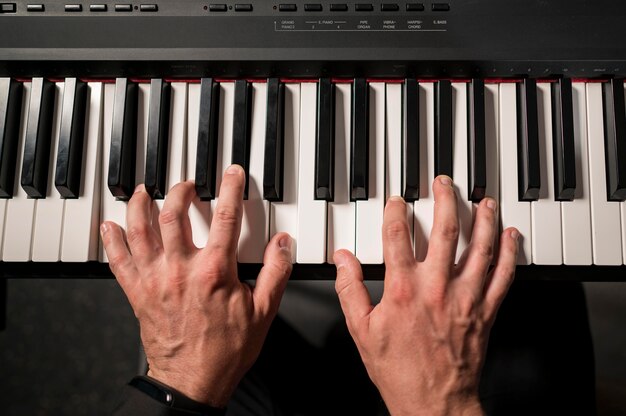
[297,82,327,263]
[32,81,65,261]
[21,77,55,198]
[327,82,356,263]
[499,82,531,264]
[55,77,87,198]
[0,78,22,198]
[414,82,435,261]
[601,78,626,201]
[195,78,220,201]
[315,78,335,201]
[263,77,284,202]
[270,83,300,263]
[560,82,592,265]
[351,77,369,201]
[61,82,104,262]
[403,78,420,201]
[435,79,453,177]
[108,78,137,200]
[355,82,385,264]
[186,82,212,248]
[3,82,36,261]
[551,78,577,201]
[144,78,171,200]
[516,78,541,201]
[452,82,472,263]
[239,82,270,263]
[530,82,563,265]
[212,81,235,235]
[468,78,487,202]
[484,83,500,260]
[586,82,622,265]
[386,82,414,245]
[135,83,150,186]
[232,79,252,199]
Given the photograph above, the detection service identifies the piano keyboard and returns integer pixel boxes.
[2,77,626,271]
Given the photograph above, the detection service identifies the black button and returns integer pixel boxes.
[432,3,450,11]
[115,4,132,11]
[381,3,399,11]
[65,4,82,11]
[355,4,373,11]
[0,3,16,12]
[90,4,107,11]
[279,4,297,11]
[330,4,348,11]
[406,3,424,11]
[234,4,252,11]
[27,3,44,11]
[209,4,227,11]
[140,4,158,11]
[304,3,322,11]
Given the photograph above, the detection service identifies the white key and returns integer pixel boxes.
[270,83,300,262]
[414,82,435,261]
[484,83,500,259]
[212,82,235,237]
[530,83,563,264]
[186,83,211,248]
[61,82,103,262]
[239,82,270,263]
[327,83,355,263]
[32,81,65,261]
[355,82,385,264]
[3,82,35,261]
[296,83,326,263]
[499,83,531,264]
[452,82,472,262]
[586,83,622,265]
[560,83,592,265]
[386,82,414,246]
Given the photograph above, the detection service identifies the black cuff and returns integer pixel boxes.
[128,375,227,416]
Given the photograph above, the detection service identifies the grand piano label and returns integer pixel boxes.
[274,17,448,32]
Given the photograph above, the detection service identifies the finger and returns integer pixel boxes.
[458,197,498,291]
[383,196,416,272]
[126,184,162,264]
[205,165,245,258]
[483,228,519,322]
[253,233,293,319]
[334,249,372,338]
[159,181,197,259]
[100,221,138,296]
[426,175,459,271]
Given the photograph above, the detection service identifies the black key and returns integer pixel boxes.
[21,77,55,198]
[55,78,87,198]
[0,277,5,331]
[315,78,335,201]
[516,78,541,201]
[551,78,577,201]
[0,78,23,198]
[435,80,453,178]
[232,79,252,199]
[144,79,171,200]
[351,78,369,201]
[468,79,487,202]
[403,78,419,201]
[602,78,626,201]
[195,78,220,200]
[108,78,137,200]
[263,77,284,201]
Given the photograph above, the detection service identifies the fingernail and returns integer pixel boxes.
[278,234,292,250]
[333,250,346,268]
[100,222,110,236]
[439,175,452,186]
[134,184,144,194]
[226,164,243,176]
[510,229,519,241]
[389,195,405,203]
[486,198,496,211]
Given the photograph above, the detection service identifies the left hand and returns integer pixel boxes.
[100,165,293,408]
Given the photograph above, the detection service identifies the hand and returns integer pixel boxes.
[334,176,519,416]
[100,165,293,408]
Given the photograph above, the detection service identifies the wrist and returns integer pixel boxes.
[147,368,233,409]
[386,393,483,416]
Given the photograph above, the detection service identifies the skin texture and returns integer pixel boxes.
[333,175,519,416]
[100,165,293,408]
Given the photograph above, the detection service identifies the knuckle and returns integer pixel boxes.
[215,206,240,227]
[108,254,130,276]
[438,221,460,242]
[385,220,408,242]
[126,224,149,247]
[387,278,416,304]
[473,241,494,260]
[159,208,183,227]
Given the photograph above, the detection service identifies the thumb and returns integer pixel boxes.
[253,233,293,319]
[334,250,372,335]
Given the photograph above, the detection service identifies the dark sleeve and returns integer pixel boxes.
[111,385,203,416]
